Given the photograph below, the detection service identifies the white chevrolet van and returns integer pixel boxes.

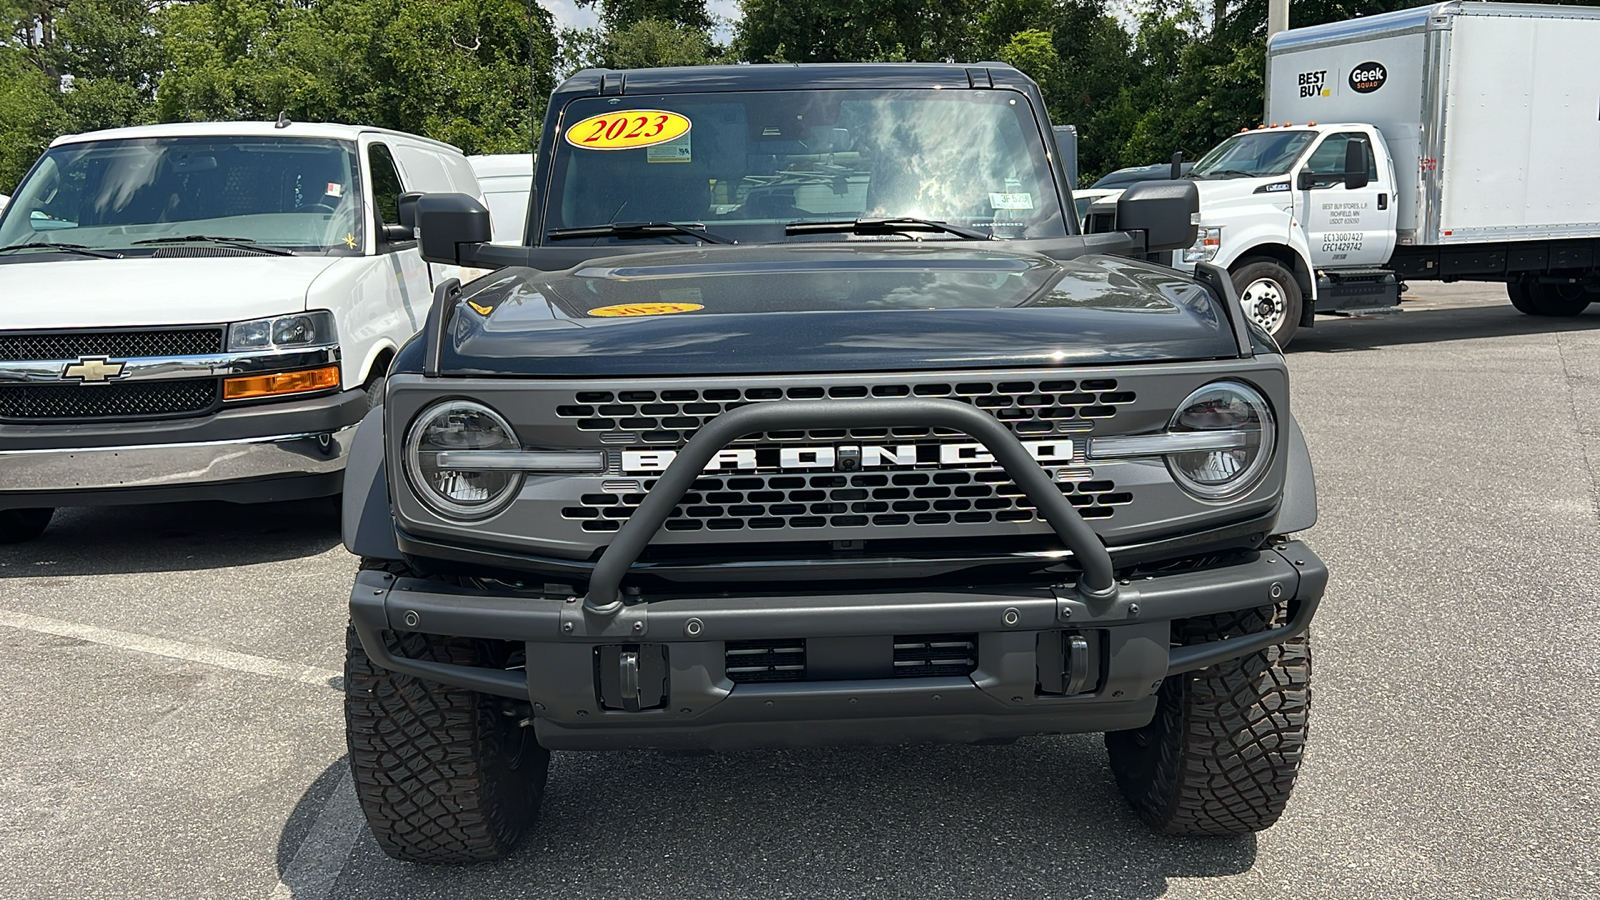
[0,121,481,542]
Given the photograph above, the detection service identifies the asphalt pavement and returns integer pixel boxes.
[2,282,1598,899]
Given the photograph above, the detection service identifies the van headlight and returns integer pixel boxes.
[1182,226,1222,264]
[405,400,523,519]
[228,310,337,350]
[1165,381,1275,500]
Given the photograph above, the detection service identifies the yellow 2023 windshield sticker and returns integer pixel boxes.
[587,302,704,317]
[565,111,691,151]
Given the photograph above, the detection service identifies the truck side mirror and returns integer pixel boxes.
[1296,170,1318,190]
[1343,139,1370,190]
[414,193,492,265]
[396,191,422,230]
[1115,180,1200,253]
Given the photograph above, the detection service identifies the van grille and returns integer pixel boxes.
[0,380,218,421]
[0,327,224,361]
[563,471,1131,533]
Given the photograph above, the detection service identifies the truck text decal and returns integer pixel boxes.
[1349,62,1387,94]
[1321,200,1367,226]
[1297,70,1330,99]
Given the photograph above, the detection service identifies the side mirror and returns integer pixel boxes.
[414,193,492,265]
[380,223,413,244]
[1296,170,1317,190]
[1344,139,1371,190]
[1169,151,1184,181]
[396,191,422,230]
[1115,180,1199,253]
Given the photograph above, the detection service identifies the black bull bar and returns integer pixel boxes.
[580,398,1120,615]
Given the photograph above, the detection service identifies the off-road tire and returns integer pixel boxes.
[0,508,53,543]
[1105,604,1310,836]
[345,559,549,863]
[1231,259,1303,348]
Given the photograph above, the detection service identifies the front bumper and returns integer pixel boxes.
[349,540,1326,750]
[0,388,363,508]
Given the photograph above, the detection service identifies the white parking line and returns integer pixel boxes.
[0,607,342,687]
[270,770,365,900]
[0,607,366,898]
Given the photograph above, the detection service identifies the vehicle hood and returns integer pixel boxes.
[0,256,343,330]
[1193,177,1295,216]
[440,245,1240,377]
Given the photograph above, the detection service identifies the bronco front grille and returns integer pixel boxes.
[723,634,980,683]
[555,378,1135,443]
[563,470,1131,533]
[0,327,224,361]
[0,379,218,421]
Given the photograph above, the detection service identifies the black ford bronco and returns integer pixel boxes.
[340,63,1325,863]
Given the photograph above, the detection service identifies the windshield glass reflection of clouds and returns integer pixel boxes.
[547,90,1067,242]
[0,137,363,254]
[1191,131,1315,179]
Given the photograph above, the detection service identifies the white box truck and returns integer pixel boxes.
[1168,1,1600,345]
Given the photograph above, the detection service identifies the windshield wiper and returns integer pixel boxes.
[0,242,122,260]
[131,235,296,256]
[1194,169,1260,180]
[784,217,993,241]
[546,222,734,244]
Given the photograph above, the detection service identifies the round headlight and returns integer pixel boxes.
[405,400,523,520]
[1166,381,1276,501]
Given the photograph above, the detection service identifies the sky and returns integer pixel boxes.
[541,0,743,40]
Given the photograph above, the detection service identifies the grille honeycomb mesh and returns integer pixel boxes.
[0,380,218,421]
[554,379,1135,444]
[0,328,224,361]
[563,470,1132,533]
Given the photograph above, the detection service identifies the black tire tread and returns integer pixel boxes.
[1106,604,1310,836]
[345,560,547,864]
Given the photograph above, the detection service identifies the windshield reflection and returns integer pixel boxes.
[1190,130,1315,179]
[0,136,364,256]
[545,89,1067,243]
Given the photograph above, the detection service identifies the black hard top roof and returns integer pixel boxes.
[555,62,1031,97]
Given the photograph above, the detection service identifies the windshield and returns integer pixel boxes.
[0,136,364,255]
[543,89,1067,243]
[1190,131,1316,179]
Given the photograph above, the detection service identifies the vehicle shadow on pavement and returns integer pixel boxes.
[0,497,342,578]
[285,737,1258,899]
[1288,303,1600,354]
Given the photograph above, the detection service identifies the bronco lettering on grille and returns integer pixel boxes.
[621,440,1074,474]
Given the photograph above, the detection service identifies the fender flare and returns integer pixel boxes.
[1222,241,1317,305]
[341,406,402,560]
[1274,415,1318,534]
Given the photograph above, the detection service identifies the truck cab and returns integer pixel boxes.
[1175,122,1401,345]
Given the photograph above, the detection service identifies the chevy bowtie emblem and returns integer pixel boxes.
[62,356,126,383]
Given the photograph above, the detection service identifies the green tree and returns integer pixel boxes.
[576,0,713,31]
[736,0,983,62]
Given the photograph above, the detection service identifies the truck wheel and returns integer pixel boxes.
[1231,260,1302,347]
[1506,280,1541,315]
[1527,281,1592,317]
[0,508,53,543]
[1104,604,1311,836]
[345,565,548,864]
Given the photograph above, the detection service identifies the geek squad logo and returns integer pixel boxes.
[1349,61,1387,94]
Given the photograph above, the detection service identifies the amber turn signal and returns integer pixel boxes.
[223,365,340,400]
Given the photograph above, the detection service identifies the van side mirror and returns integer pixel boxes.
[414,193,492,265]
[1115,180,1199,253]
[1343,139,1370,190]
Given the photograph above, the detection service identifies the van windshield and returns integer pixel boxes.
[542,89,1067,243]
[1190,130,1316,179]
[0,136,364,256]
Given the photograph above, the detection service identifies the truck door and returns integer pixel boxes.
[1295,130,1398,269]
